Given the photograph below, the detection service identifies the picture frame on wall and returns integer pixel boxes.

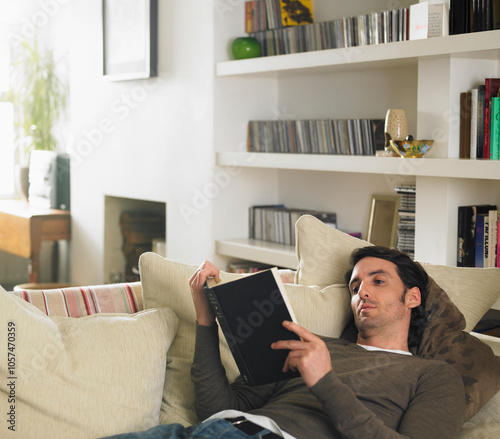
[102,0,158,81]
[366,195,400,248]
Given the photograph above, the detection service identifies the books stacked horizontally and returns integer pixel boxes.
[247,119,385,155]
[249,205,336,246]
[459,77,500,159]
[449,0,500,35]
[395,184,416,259]
[245,0,314,33]
[457,204,499,267]
[246,7,409,57]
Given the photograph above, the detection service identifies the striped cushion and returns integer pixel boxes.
[12,283,140,317]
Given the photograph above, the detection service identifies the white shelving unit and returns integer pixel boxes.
[217,152,500,180]
[212,2,500,311]
[216,238,297,269]
[216,30,500,78]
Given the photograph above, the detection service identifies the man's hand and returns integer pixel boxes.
[271,321,332,388]
[189,260,221,326]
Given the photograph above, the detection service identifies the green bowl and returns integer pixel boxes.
[389,139,434,158]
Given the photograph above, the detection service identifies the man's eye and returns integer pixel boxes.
[351,286,359,294]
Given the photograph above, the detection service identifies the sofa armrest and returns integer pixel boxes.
[130,281,143,310]
[10,281,143,316]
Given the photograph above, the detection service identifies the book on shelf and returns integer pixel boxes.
[279,0,313,27]
[247,119,384,156]
[459,91,472,158]
[458,78,500,159]
[246,7,409,57]
[475,213,488,268]
[204,267,300,386]
[409,2,448,39]
[449,0,499,34]
[490,96,500,160]
[245,1,267,33]
[470,87,479,159]
[249,205,336,246]
[484,78,500,159]
[477,84,486,158]
[457,204,497,267]
[497,210,500,267]
[488,210,499,267]
[495,0,500,30]
[245,0,313,33]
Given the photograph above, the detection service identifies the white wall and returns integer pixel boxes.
[68,0,216,284]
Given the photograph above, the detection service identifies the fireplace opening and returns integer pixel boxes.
[104,196,166,284]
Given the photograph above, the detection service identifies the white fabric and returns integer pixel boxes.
[208,409,296,439]
[358,344,412,356]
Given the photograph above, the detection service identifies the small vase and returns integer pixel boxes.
[384,109,408,150]
[231,37,262,60]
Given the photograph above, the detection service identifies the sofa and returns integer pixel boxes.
[1,214,499,438]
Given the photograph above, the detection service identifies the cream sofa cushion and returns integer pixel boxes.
[0,285,178,439]
[295,214,500,331]
[138,252,351,426]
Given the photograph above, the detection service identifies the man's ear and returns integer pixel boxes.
[406,287,421,309]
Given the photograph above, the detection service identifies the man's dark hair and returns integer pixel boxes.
[344,246,429,351]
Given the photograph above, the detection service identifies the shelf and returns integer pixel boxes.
[215,238,297,269]
[217,152,500,180]
[216,30,500,77]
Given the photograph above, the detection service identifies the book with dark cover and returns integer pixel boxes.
[371,119,386,151]
[458,204,497,266]
[450,0,469,34]
[475,213,487,268]
[460,91,472,158]
[477,85,486,158]
[494,0,500,29]
[204,267,300,386]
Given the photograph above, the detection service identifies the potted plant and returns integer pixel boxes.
[3,38,67,199]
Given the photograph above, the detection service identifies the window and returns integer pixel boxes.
[1,23,14,196]
[0,102,14,196]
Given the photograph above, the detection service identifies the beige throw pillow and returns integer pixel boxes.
[138,252,351,426]
[0,286,178,439]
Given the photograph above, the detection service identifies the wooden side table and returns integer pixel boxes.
[0,200,71,283]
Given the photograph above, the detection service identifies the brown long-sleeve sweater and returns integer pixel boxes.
[191,324,466,439]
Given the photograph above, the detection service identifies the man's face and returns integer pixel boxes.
[348,257,420,334]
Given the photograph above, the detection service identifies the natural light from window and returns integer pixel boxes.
[0,102,14,195]
[0,22,14,197]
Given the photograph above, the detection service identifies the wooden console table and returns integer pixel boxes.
[0,200,71,283]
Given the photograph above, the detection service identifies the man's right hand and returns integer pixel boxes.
[189,260,221,326]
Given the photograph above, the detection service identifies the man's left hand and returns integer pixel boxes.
[271,321,332,388]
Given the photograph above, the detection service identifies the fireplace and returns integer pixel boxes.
[104,195,166,283]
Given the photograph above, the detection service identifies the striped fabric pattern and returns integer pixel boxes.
[12,283,140,317]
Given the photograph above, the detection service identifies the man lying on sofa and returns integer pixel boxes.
[106,246,465,439]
